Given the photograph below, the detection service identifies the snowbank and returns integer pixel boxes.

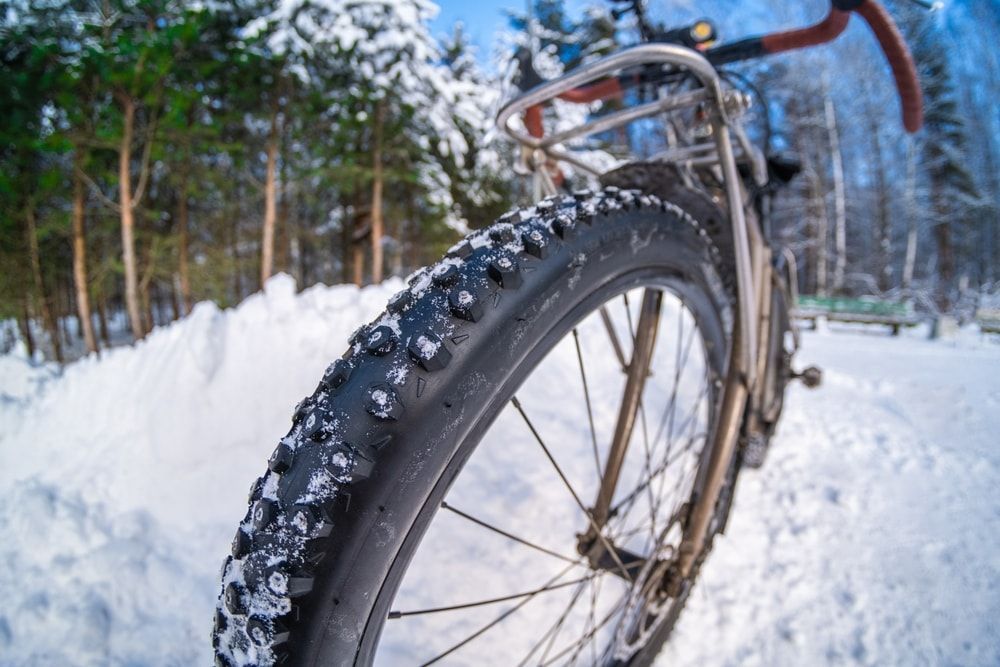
[0,275,399,666]
[1,274,998,665]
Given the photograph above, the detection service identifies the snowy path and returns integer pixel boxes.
[1,279,997,665]
[661,329,1000,666]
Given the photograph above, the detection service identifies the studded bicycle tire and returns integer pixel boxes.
[213,187,738,667]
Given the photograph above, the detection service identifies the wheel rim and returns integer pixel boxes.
[371,283,720,666]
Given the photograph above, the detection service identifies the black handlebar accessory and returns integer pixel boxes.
[656,19,718,49]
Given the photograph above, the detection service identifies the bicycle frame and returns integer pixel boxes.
[497,0,924,592]
[497,43,771,580]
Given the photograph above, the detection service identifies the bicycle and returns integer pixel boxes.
[213,1,922,664]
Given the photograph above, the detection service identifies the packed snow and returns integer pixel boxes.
[1,275,998,665]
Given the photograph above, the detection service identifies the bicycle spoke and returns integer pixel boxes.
[635,396,659,553]
[572,328,603,480]
[615,392,709,546]
[611,428,708,530]
[517,577,590,667]
[440,501,584,567]
[390,573,596,620]
[417,562,579,666]
[511,396,635,584]
[608,375,709,526]
[653,345,708,513]
[381,294,718,665]
[599,306,628,372]
[614,461,701,544]
[567,573,603,667]
[613,433,706,541]
[622,293,636,352]
[539,594,628,667]
[650,307,698,456]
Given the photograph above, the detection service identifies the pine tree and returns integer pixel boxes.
[899,4,982,310]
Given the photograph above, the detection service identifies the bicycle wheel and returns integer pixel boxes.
[213,187,737,667]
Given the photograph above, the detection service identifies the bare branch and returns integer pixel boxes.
[76,167,121,213]
[131,100,160,208]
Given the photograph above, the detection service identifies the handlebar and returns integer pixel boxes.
[706,0,923,132]
[853,1,923,132]
[518,0,923,136]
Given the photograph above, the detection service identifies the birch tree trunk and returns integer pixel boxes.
[870,123,892,292]
[825,95,848,293]
[72,149,98,354]
[260,108,279,288]
[805,164,829,295]
[118,94,144,341]
[812,157,829,296]
[370,99,385,284]
[902,139,919,289]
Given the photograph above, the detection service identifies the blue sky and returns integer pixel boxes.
[430,0,523,59]
[430,0,588,61]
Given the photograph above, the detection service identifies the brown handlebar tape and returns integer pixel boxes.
[855,1,924,132]
[761,9,851,53]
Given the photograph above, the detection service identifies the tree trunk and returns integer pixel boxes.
[177,150,193,315]
[141,274,153,334]
[138,218,155,335]
[341,205,354,285]
[276,145,290,276]
[902,139,919,289]
[231,209,243,302]
[389,213,404,278]
[72,150,99,354]
[19,296,36,358]
[169,277,181,321]
[825,95,848,293]
[260,108,279,288]
[809,158,829,297]
[60,287,72,349]
[932,187,954,312]
[26,202,63,362]
[370,99,385,284]
[118,95,144,341]
[870,124,892,293]
[276,187,290,275]
[97,295,110,346]
[352,243,365,287]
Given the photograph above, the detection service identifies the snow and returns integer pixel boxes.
[412,334,440,360]
[1,276,998,665]
[0,275,399,665]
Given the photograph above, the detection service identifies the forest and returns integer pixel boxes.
[2,0,998,363]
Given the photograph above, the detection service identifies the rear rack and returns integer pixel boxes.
[496,43,760,386]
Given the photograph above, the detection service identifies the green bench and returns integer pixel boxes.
[976,308,1000,334]
[794,295,920,335]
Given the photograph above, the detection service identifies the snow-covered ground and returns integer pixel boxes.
[1,276,998,666]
